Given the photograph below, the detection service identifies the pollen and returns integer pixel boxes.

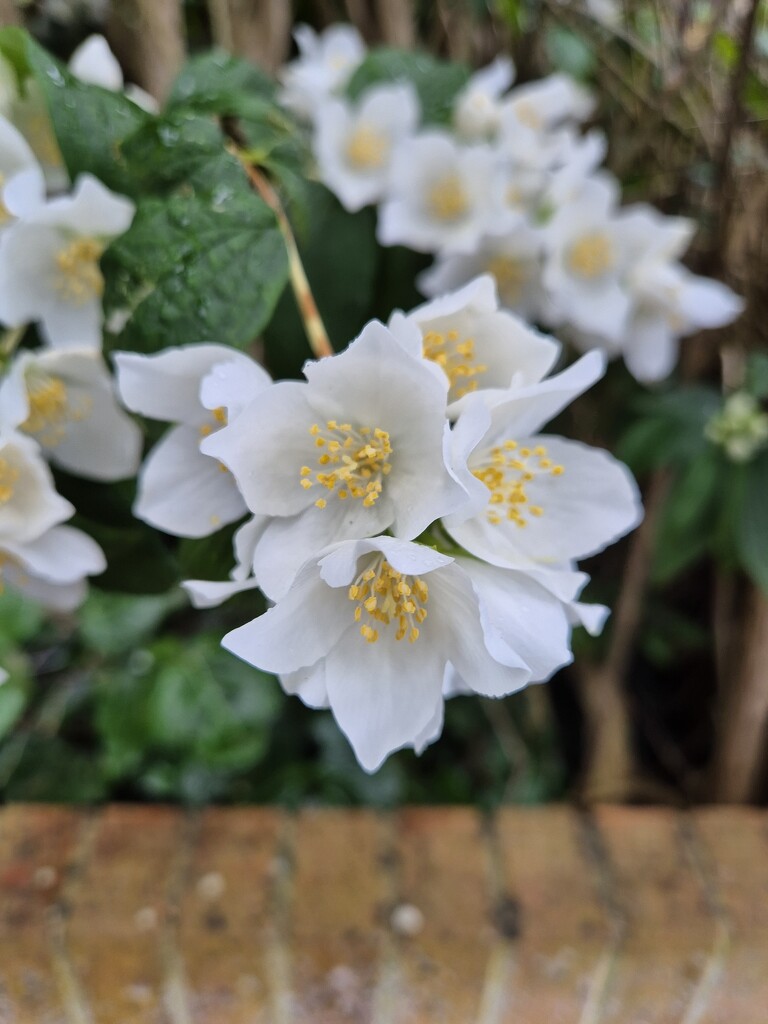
[345,122,390,170]
[473,442,564,528]
[348,557,429,644]
[565,232,615,280]
[426,174,470,222]
[54,237,105,305]
[304,421,393,509]
[199,406,228,439]
[422,329,488,400]
[485,255,528,304]
[21,371,91,448]
[0,457,19,504]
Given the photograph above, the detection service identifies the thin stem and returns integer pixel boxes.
[233,147,335,360]
[0,325,25,360]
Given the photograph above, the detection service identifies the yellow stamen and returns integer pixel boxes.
[348,557,429,644]
[54,237,105,304]
[566,233,614,279]
[426,174,470,222]
[473,442,565,528]
[0,457,19,504]
[304,421,393,510]
[422,329,488,400]
[345,123,390,170]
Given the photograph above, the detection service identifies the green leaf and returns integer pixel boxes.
[346,48,470,125]
[618,386,721,472]
[177,522,240,581]
[102,189,289,353]
[23,34,150,193]
[167,50,274,112]
[76,518,179,594]
[4,736,108,802]
[544,27,597,81]
[737,450,768,592]
[119,111,248,197]
[263,184,378,377]
[651,452,720,584]
[746,352,768,400]
[78,590,185,657]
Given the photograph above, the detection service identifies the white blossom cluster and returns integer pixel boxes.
[0,39,144,611]
[284,23,744,383]
[115,274,644,770]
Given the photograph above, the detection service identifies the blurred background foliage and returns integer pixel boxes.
[1,0,767,806]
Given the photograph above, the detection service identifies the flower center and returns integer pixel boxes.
[566,233,614,279]
[485,255,529,304]
[0,457,20,504]
[427,174,470,222]
[422,329,488,400]
[302,420,393,509]
[345,123,390,170]
[54,237,105,305]
[198,406,228,438]
[21,371,91,447]
[473,442,564,527]
[348,557,429,644]
[513,101,542,131]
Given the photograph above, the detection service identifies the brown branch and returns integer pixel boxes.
[0,0,20,27]
[206,0,292,74]
[578,471,670,802]
[105,0,186,103]
[233,149,334,360]
[374,0,416,49]
[713,585,768,802]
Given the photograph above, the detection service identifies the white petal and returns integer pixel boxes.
[114,344,242,424]
[676,274,745,330]
[199,355,272,421]
[281,663,329,709]
[69,35,124,91]
[0,431,73,544]
[182,576,260,609]
[6,524,105,584]
[222,562,350,674]
[623,313,679,383]
[135,425,247,538]
[30,173,134,238]
[318,536,453,587]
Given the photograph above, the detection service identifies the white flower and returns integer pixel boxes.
[500,73,594,135]
[68,34,158,112]
[202,321,470,601]
[0,430,105,611]
[706,392,768,463]
[314,83,420,212]
[222,535,579,771]
[388,275,559,414]
[8,79,68,193]
[0,116,45,233]
[0,667,7,686]
[443,351,642,570]
[279,23,366,121]
[417,225,548,322]
[115,344,271,539]
[0,431,73,545]
[541,175,631,343]
[377,131,518,255]
[612,205,745,382]
[0,174,135,348]
[453,57,515,142]
[0,348,142,480]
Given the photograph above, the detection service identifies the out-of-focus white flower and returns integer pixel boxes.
[388,275,558,413]
[453,56,515,142]
[0,174,135,348]
[706,392,768,463]
[115,344,271,539]
[0,667,7,685]
[0,116,45,232]
[222,535,578,771]
[202,321,470,601]
[0,430,105,611]
[610,205,745,382]
[443,351,642,569]
[8,80,68,193]
[68,34,158,112]
[377,131,518,255]
[279,23,366,121]
[0,431,73,545]
[501,73,594,135]
[0,348,142,480]
[541,175,631,343]
[417,226,548,322]
[314,83,420,212]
